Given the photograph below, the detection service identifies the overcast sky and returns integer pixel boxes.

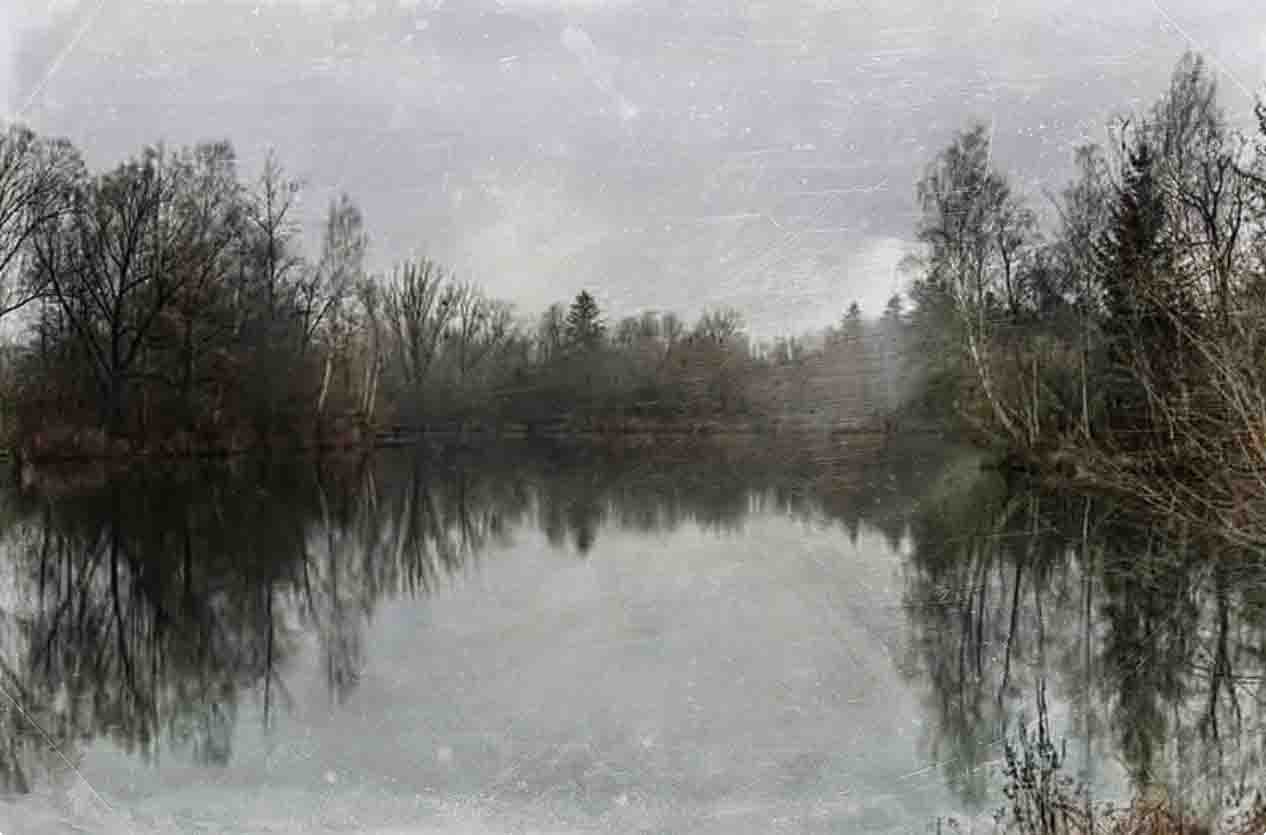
[2,0,1264,337]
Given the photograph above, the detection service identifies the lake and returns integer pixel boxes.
[1,439,1262,833]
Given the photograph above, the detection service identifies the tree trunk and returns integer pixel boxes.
[966,328,1020,443]
[316,352,334,432]
[1030,351,1040,447]
[1080,326,1091,440]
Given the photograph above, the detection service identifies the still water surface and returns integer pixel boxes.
[1,441,1263,833]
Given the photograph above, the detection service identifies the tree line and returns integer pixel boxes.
[902,52,1266,536]
[0,124,915,457]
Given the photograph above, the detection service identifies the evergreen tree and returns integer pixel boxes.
[565,290,605,351]
[1098,139,1169,327]
[878,294,907,412]
[841,301,863,340]
[834,301,869,416]
[1095,136,1195,431]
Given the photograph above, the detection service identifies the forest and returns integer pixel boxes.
[901,52,1266,543]
[0,122,907,460]
[6,48,1266,544]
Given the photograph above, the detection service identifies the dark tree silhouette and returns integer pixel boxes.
[564,290,605,351]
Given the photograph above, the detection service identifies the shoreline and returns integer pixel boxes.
[8,418,929,466]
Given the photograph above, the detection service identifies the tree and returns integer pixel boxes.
[154,141,245,436]
[995,191,1040,320]
[659,311,685,372]
[614,315,641,349]
[381,258,457,421]
[564,290,604,351]
[304,193,367,355]
[1094,132,1192,434]
[830,301,870,417]
[536,303,566,363]
[878,295,907,413]
[238,151,305,436]
[1053,143,1113,438]
[33,145,216,438]
[0,125,81,320]
[243,151,302,325]
[305,193,368,422]
[353,276,385,426]
[693,308,744,347]
[914,124,1037,442]
[842,301,862,331]
[443,283,513,395]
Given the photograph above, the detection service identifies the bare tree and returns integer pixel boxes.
[448,287,512,385]
[33,146,209,437]
[1148,53,1249,332]
[354,276,385,426]
[536,302,566,363]
[1053,143,1113,438]
[660,311,684,364]
[243,151,303,325]
[382,258,457,420]
[305,193,368,421]
[238,151,306,438]
[158,142,246,434]
[0,125,82,319]
[693,308,744,346]
[915,123,1037,443]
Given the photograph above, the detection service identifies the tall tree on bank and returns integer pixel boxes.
[1053,143,1113,439]
[241,151,304,437]
[879,294,907,413]
[244,151,302,325]
[913,123,1036,443]
[1094,132,1195,438]
[307,193,368,423]
[1149,54,1248,333]
[160,141,245,437]
[32,145,237,439]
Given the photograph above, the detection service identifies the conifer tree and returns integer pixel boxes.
[565,290,605,351]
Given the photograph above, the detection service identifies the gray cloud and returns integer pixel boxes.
[8,0,1266,337]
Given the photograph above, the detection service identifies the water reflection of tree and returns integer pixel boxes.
[5,439,1261,816]
[0,453,531,791]
[898,467,1266,817]
[0,436,956,791]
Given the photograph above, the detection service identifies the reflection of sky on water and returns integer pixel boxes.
[2,444,1263,832]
